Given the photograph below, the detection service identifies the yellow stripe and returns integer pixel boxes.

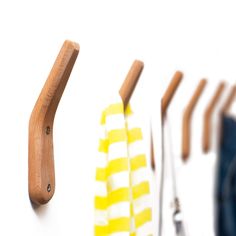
[100,102,133,126]
[100,111,106,125]
[95,187,130,210]
[94,182,150,210]
[95,183,151,218]
[95,181,150,210]
[135,208,152,228]
[95,196,107,210]
[131,154,147,171]
[95,210,151,235]
[108,217,130,233]
[109,187,130,205]
[95,157,132,181]
[96,167,107,181]
[132,181,150,200]
[100,103,124,125]
[128,128,143,143]
[125,104,133,115]
[108,128,143,144]
[106,103,124,116]
[107,158,129,176]
[108,128,127,144]
[98,139,108,153]
[95,224,108,235]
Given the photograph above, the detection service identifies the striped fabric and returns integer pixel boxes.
[95,96,153,236]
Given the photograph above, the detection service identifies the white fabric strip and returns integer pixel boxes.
[108,171,130,191]
[108,202,130,219]
[108,142,128,160]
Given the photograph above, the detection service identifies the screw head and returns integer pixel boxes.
[47,184,51,192]
[46,126,51,135]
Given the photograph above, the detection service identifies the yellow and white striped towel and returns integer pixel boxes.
[95,95,153,236]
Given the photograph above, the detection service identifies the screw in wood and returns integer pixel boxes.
[45,126,51,135]
[47,184,51,192]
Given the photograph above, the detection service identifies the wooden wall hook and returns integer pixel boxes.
[28,40,80,205]
[202,82,225,153]
[161,71,183,118]
[151,71,183,170]
[182,79,207,161]
[221,85,236,115]
[119,60,144,109]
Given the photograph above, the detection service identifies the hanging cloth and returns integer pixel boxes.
[216,115,236,236]
[165,115,186,236]
[159,114,187,236]
[94,95,153,236]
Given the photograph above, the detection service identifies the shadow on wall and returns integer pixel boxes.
[30,200,49,218]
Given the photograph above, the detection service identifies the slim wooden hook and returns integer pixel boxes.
[119,60,144,109]
[151,71,183,170]
[202,82,225,153]
[28,40,80,205]
[221,85,236,115]
[182,79,207,161]
[161,71,183,117]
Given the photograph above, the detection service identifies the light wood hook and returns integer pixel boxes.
[151,71,183,170]
[221,85,236,115]
[202,82,225,153]
[119,60,144,109]
[161,71,183,118]
[28,40,80,205]
[182,79,207,161]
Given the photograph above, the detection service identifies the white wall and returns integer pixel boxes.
[0,0,235,235]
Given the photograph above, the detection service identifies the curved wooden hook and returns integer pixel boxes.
[119,60,144,109]
[161,71,183,118]
[221,85,236,115]
[29,40,80,205]
[182,79,207,161]
[151,71,183,170]
[202,82,225,153]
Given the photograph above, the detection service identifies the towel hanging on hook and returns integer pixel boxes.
[94,60,153,235]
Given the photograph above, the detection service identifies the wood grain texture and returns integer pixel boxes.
[29,40,80,205]
[182,79,207,161]
[202,82,225,153]
[119,60,144,109]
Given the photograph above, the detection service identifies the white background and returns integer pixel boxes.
[0,0,236,235]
